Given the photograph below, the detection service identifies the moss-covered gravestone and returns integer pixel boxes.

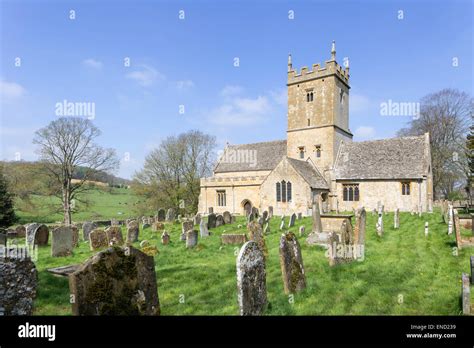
[89,229,108,251]
[247,221,268,258]
[279,232,306,294]
[223,211,232,224]
[236,241,266,316]
[157,208,166,222]
[51,226,74,257]
[207,213,217,229]
[69,246,160,315]
[82,221,98,242]
[105,226,124,246]
[126,222,139,243]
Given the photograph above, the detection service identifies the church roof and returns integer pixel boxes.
[287,157,329,189]
[214,140,287,173]
[334,134,429,180]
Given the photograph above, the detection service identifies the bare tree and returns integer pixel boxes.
[133,130,216,214]
[397,89,473,199]
[33,117,119,224]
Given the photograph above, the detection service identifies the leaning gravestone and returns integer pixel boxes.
[248,221,267,258]
[51,226,74,257]
[105,226,124,246]
[236,241,267,316]
[223,211,232,224]
[69,246,160,315]
[89,229,108,251]
[216,215,225,227]
[186,230,198,248]
[199,219,209,237]
[82,222,98,242]
[0,248,38,315]
[288,213,296,228]
[157,208,166,222]
[127,222,139,243]
[26,224,49,247]
[279,232,306,294]
[165,208,175,222]
[207,213,217,229]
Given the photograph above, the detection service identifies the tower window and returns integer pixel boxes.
[217,190,226,206]
[276,181,291,202]
[287,181,292,202]
[307,118,311,126]
[343,184,359,201]
[306,92,314,102]
[281,180,287,202]
[298,146,305,159]
[401,182,411,195]
[315,145,321,158]
[276,182,281,202]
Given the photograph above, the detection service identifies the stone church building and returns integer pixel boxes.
[198,42,433,216]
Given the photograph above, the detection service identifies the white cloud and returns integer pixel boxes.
[176,80,195,90]
[0,80,26,100]
[269,88,287,106]
[208,95,272,127]
[220,85,244,97]
[350,93,371,113]
[354,126,376,141]
[82,58,103,69]
[126,65,165,87]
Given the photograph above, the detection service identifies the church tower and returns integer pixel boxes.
[286,41,353,175]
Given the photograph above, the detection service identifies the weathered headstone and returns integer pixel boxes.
[161,231,170,245]
[262,211,268,222]
[126,221,139,244]
[51,226,74,257]
[207,213,217,229]
[248,221,267,258]
[223,211,232,224]
[105,226,124,246]
[186,230,198,248]
[70,225,79,247]
[462,273,470,315]
[216,214,225,227]
[157,208,166,222]
[208,207,214,214]
[236,241,267,316]
[182,220,194,235]
[424,222,429,236]
[165,208,175,222]
[268,206,273,218]
[340,219,353,245]
[299,225,305,236]
[69,246,160,315]
[193,213,201,226]
[297,213,302,220]
[288,213,296,228]
[376,208,384,237]
[394,209,400,229]
[453,210,463,250]
[279,232,306,294]
[82,221,98,242]
[199,219,209,237]
[26,224,49,247]
[312,200,323,233]
[221,234,247,245]
[257,216,265,227]
[89,229,108,251]
[251,207,259,218]
[448,204,453,235]
[279,220,285,230]
[0,248,37,315]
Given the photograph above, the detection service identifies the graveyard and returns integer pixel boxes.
[11,208,472,316]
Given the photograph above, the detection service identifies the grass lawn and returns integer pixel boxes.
[28,210,472,315]
[15,187,141,224]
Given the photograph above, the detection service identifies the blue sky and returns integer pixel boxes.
[1,0,472,179]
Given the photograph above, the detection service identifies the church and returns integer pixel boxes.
[198,42,433,216]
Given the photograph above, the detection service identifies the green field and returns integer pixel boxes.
[26,209,473,315]
[15,187,141,224]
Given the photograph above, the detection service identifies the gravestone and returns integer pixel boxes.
[89,229,108,251]
[82,222,98,242]
[216,214,225,227]
[182,220,194,235]
[376,207,384,237]
[299,225,305,236]
[26,224,49,247]
[165,208,175,222]
[69,246,160,315]
[208,207,214,214]
[470,256,474,285]
[70,225,79,247]
[194,213,201,226]
[288,213,296,228]
[251,207,259,218]
[247,213,254,225]
[263,223,270,235]
[0,248,38,315]
[340,219,353,245]
[186,230,198,248]
[453,210,462,250]
[51,226,74,257]
[297,213,302,220]
[394,209,400,229]
[105,226,124,246]
[257,217,265,227]
[312,201,323,233]
[448,204,453,235]
[223,211,232,224]
[279,220,285,230]
[462,273,470,315]
[262,211,268,222]
[236,241,267,316]
[248,221,267,258]
[157,208,166,222]
[127,222,139,243]
[15,225,26,238]
[152,222,164,232]
[207,213,217,229]
[353,208,366,260]
[199,219,209,237]
[279,232,306,294]
[161,231,170,245]
[268,206,273,218]
[424,222,429,236]
[221,234,247,245]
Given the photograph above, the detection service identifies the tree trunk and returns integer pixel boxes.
[63,180,72,225]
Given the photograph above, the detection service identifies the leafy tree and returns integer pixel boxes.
[0,168,18,227]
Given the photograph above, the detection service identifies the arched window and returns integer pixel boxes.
[310,92,314,102]
[354,186,359,201]
[281,180,287,203]
[307,118,310,126]
[306,93,310,102]
[276,182,281,202]
[287,182,292,202]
